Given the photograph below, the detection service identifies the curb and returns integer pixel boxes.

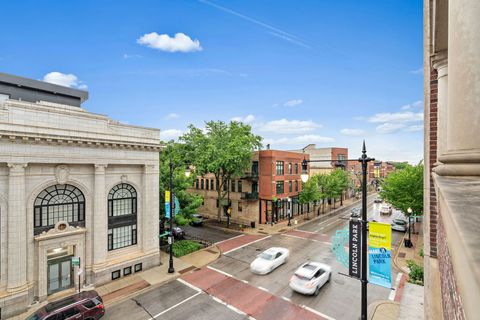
[368,300,400,320]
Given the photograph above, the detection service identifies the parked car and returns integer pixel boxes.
[289,262,332,296]
[26,290,105,320]
[350,207,361,218]
[380,205,392,215]
[190,214,204,227]
[250,247,289,275]
[391,219,408,232]
[166,226,185,239]
[374,197,383,203]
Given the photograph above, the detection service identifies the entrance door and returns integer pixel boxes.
[48,257,73,295]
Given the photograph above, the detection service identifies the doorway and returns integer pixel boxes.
[47,247,74,295]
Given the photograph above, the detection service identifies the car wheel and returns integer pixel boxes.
[328,274,331,283]
[314,285,320,296]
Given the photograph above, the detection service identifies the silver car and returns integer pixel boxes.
[250,247,289,275]
[289,262,332,296]
[391,219,408,232]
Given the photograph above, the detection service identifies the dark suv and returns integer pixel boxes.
[27,290,105,320]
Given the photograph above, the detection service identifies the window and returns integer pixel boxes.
[223,181,227,191]
[206,179,209,190]
[108,224,137,250]
[201,179,204,189]
[295,180,298,192]
[195,179,199,189]
[288,163,292,174]
[276,161,284,175]
[231,180,235,192]
[211,179,215,190]
[216,199,219,208]
[295,163,298,174]
[112,270,121,280]
[108,184,137,251]
[276,181,284,195]
[252,182,258,193]
[289,181,293,192]
[123,266,132,276]
[134,263,143,272]
[252,161,259,175]
[238,181,242,193]
[0,93,10,102]
[238,201,243,212]
[62,307,80,318]
[33,184,85,235]
[216,179,219,190]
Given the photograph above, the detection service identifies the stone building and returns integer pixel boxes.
[0,73,161,318]
[424,1,480,319]
[291,144,348,175]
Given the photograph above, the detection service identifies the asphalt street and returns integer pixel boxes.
[183,224,242,244]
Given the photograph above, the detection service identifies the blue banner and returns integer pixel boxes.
[165,202,171,219]
[368,247,392,288]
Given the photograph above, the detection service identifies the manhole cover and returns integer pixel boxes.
[256,248,262,251]
[398,252,406,258]
[334,279,345,285]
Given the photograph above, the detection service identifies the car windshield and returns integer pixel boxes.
[259,252,275,260]
[394,220,406,225]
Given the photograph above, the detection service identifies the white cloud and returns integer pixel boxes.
[123,53,142,59]
[404,125,424,132]
[257,119,321,134]
[409,67,424,75]
[283,99,303,107]
[165,113,180,120]
[137,32,202,53]
[401,100,423,110]
[264,135,334,147]
[231,114,255,123]
[376,123,406,134]
[340,128,366,136]
[368,111,423,123]
[43,72,87,90]
[161,129,183,140]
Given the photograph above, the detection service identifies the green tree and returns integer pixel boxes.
[380,163,423,216]
[159,142,203,222]
[330,169,350,207]
[180,121,262,220]
[299,176,321,219]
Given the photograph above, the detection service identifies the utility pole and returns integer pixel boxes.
[168,160,175,274]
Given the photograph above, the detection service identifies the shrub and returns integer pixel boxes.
[407,260,424,286]
[172,240,203,258]
[419,248,424,258]
[174,214,189,226]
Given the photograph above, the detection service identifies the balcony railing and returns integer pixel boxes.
[241,192,259,200]
[242,171,259,179]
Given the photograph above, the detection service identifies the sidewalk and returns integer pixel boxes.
[11,246,220,319]
[393,221,424,274]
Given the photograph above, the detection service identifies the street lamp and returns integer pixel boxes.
[405,207,413,248]
[287,197,292,226]
[301,142,374,320]
[167,161,192,274]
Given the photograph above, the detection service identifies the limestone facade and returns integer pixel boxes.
[0,96,160,317]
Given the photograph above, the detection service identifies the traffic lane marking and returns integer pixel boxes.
[217,234,271,254]
[284,230,331,243]
[214,234,245,245]
[282,233,332,245]
[150,291,201,319]
[222,235,272,255]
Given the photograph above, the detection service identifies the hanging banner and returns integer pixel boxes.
[165,190,171,219]
[174,195,180,215]
[349,219,361,279]
[368,222,392,288]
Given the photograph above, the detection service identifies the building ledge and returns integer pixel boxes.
[433,174,480,319]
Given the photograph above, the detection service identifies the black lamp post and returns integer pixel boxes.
[301,142,374,320]
[287,197,292,226]
[405,207,413,248]
[167,160,191,274]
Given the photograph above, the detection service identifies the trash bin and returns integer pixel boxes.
[250,221,256,228]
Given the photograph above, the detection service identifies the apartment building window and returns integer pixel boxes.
[276,181,284,195]
[211,179,215,190]
[195,179,199,189]
[252,161,259,175]
[238,181,242,193]
[231,180,235,192]
[206,179,209,190]
[276,161,284,175]
[295,180,298,192]
[288,163,292,174]
[223,180,228,191]
[252,182,258,193]
[216,199,219,208]
[288,181,293,192]
[295,163,298,174]
[216,179,219,190]
[201,179,204,189]
[238,201,243,212]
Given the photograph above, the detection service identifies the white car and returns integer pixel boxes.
[250,247,289,275]
[391,219,408,232]
[380,205,392,215]
[289,262,332,296]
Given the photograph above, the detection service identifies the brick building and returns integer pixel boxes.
[189,150,309,226]
[424,1,480,319]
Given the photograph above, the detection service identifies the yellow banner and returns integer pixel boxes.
[165,190,170,202]
[368,222,391,250]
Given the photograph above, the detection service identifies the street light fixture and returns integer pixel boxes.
[287,197,292,226]
[405,207,413,248]
[167,160,192,274]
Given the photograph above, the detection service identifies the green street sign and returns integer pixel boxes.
[158,232,170,238]
[71,257,80,267]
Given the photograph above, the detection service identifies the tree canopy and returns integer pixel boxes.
[380,163,423,216]
[180,120,262,220]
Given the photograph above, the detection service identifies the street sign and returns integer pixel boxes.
[349,220,361,279]
[77,268,83,276]
[71,257,80,267]
[168,236,173,245]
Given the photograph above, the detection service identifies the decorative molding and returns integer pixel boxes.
[121,174,128,183]
[55,165,70,184]
[7,162,27,174]
[94,163,108,173]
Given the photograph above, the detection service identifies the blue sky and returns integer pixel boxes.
[0,0,423,163]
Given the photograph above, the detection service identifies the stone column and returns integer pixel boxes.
[93,164,107,268]
[142,164,159,254]
[432,52,448,160]
[7,163,27,292]
[436,0,480,176]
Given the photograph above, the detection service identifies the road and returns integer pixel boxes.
[182,224,242,244]
[107,200,407,320]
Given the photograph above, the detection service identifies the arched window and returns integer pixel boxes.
[34,184,85,235]
[107,184,137,251]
